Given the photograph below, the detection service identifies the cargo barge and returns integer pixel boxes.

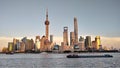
[67,54,113,58]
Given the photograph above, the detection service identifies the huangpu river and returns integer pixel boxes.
[0,53,120,68]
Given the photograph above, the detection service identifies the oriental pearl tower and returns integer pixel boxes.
[45,9,50,40]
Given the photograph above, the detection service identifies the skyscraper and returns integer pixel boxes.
[70,32,75,46]
[8,42,14,52]
[92,41,97,50]
[50,35,53,43]
[85,36,92,50]
[79,36,85,51]
[45,9,50,40]
[74,17,78,44]
[35,36,41,51]
[21,37,34,52]
[95,36,101,50]
[63,27,69,45]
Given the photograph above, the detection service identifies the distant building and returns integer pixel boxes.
[79,36,85,51]
[44,38,51,51]
[13,38,19,51]
[63,27,69,46]
[16,42,21,51]
[60,42,64,52]
[35,36,41,52]
[92,41,97,50]
[2,47,8,53]
[19,42,25,52]
[70,32,75,46]
[27,39,34,52]
[50,35,53,43]
[99,45,103,51]
[85,36,92,50]
[95,36,101,50]
[21,37,34,52]
[74,17,78,44]
[8,42,14,52]
[40,36,51,51]
[60,42,71,52]
[40,36,46,51]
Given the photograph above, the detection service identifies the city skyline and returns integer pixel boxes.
[0,0,120,51]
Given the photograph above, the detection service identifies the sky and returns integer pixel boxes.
[0,0,120,51]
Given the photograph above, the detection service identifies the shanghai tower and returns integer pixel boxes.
[74,17,78,44]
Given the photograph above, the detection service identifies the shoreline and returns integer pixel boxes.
[0,50,119,54]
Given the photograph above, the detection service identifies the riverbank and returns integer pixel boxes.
[0,50,119,54]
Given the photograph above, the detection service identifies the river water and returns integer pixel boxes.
[0,53,120,68]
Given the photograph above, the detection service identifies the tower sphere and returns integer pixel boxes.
[45,20,49,25]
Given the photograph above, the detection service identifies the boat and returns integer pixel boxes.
[66,54,113,58]
[6,52,14,55]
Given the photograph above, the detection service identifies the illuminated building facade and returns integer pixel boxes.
[8,42,14,52]
[95,36,101,50]
[35,36,41,52]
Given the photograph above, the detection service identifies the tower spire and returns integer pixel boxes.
[45,9,50,39]
[46,9,48,20]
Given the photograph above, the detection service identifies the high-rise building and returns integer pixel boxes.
[63,27,69,45]
[35,36,41,51]
[74,17,78,44]
[70,32,75,46]
[40,36,46,51]
[13,38,17,51]
[8,42,14,52]
[21,37,34,52]
[13,38,19,51]
[79,36,85,51]
[95,36,101,50]
[92,41,97,50]
[45,9,50,40]
[20,42,25,52]
[16,41,20,51]
[85,36,92,50]
[50,35,53,43]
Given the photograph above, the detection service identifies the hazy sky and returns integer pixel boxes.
[0,0,120,37]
